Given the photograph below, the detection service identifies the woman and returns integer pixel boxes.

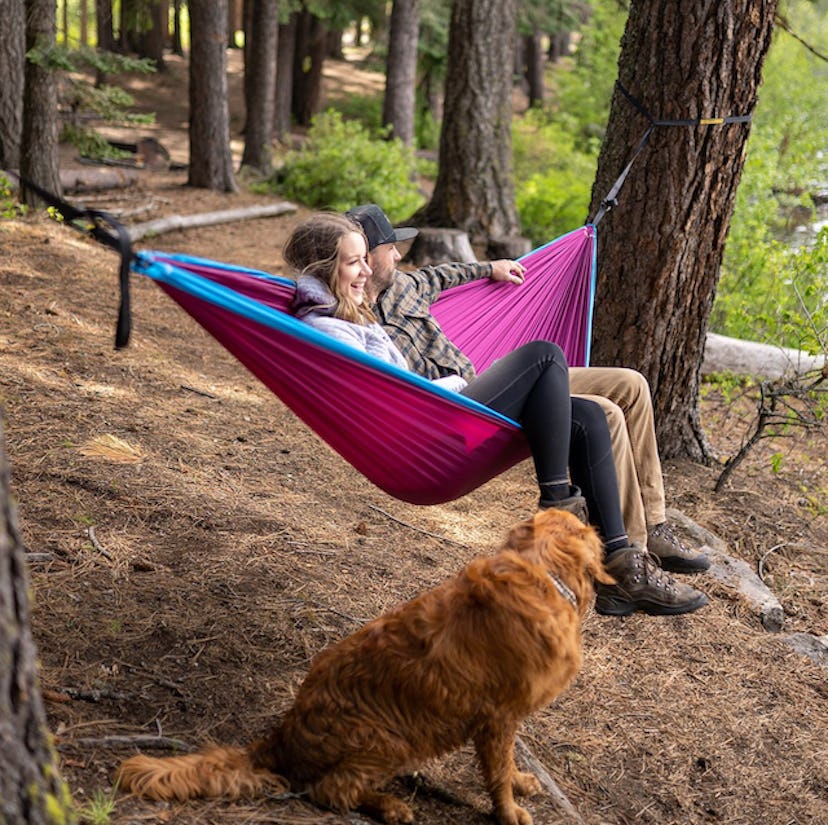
[285,213,629,546]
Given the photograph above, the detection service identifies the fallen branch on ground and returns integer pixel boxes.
[128,201,297,241]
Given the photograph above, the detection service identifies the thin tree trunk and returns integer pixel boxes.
[188,0,238,192]
[587,0,779,459]
[291,6,326,128]
[0,414,76,822]
[273,15,296,141]
[0,0,25,169]
[417,0,520,241]
[382,0,421,146]
[524,31,544,108]
[241,0,278,174]
[21,0,61,205]
[95,0,115,51]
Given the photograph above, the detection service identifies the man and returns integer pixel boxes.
[347,203,710,617]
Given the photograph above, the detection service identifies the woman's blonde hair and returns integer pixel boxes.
[284,213,374,324]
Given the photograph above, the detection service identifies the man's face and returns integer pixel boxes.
[367,242,401,297]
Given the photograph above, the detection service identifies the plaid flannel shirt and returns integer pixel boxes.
[373,261,493,382]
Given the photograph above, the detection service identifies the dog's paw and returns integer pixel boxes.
[375,795,414,824]
[496,802,534,825]
[512,770,542,797]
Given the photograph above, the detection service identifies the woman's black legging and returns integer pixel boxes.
[460,340,628,546]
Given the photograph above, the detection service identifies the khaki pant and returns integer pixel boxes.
[570,367,666,546]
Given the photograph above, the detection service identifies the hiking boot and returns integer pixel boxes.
[595,546,708,617]
[647,522,711,573]
[539,485,589,524]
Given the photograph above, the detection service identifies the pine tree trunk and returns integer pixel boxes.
[188,0,238,192]
[418,0,520,242]
[0,415,76,822]
[273,15,296,141]
[241,0,278,174]
[291,6,326,128]
[587,0,778,459]
[0,0,25,169]
[21,0,61,205]
[136,0,168,70]
[524,31,544,108]
[382,0,421,146]
[95,0,115,51]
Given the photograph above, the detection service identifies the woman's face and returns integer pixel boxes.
[337,231,372,306]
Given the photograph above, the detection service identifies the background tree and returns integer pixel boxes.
[21,0,61,205]
[188,0,238,192]
[0,414,76,823]
[382,0,421,145]
[96,0,116,51]
[291,3,329,127]
[241,0,279,174]
[274,12,297,141]
[588,0,780,459]
[0,0,25,169]
[416,0,520,241]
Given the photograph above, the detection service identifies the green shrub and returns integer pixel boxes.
[0,174,27,218]
[273,110,424,221]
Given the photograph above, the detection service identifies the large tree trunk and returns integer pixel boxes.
[382,0,421,146]
[587,0,778,459]
[0,415,75,822]
[21,0,61,205]
[273,15,296,141]
[416,0,520,242]
[241,0,278,174]
[0,0,25,169]
[188,0,238,192]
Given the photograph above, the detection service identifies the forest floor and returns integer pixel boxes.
[1,50,827,825]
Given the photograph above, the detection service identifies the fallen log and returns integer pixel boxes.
[128,201,297,241]
[60,166,140,192]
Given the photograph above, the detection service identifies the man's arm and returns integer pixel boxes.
[410,258,526,302]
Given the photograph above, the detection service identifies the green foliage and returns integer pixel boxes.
[512,1,624,243]
[77,788,116,825]
[0,174,28,219]
[269,110,424,221]
[715,0,828,348]
[513,111,597,243]
[327,93,383,136]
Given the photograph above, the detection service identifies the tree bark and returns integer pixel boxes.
[0,0,25,169]
[291,6,327,128]
[524,31,544,108]
[587,0,778,459]
[95,0,115,51]
[241,0,278,174]
[382,0,421,146]
[21,0,61,205]
[416,0,520,242]
[273,15,296,141]
[188,0,238,192]
[0,414,76,822]
[136,0,168,70]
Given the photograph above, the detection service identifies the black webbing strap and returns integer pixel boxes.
[590,82,753,226]
[8,171,133,348]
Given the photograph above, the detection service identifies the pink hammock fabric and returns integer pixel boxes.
[433,225,596,371]
[133,225,595,505]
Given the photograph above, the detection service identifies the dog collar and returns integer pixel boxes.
[548,572,577,608]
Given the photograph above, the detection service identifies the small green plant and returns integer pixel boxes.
[0,173,27,218]
[270,110,424,221]
[77,787,117,825]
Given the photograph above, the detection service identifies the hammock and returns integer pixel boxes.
[132,224,596,505]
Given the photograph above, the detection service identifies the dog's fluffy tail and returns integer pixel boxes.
[116,744,287,801]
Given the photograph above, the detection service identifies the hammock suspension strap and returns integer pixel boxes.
[590,82,753,226]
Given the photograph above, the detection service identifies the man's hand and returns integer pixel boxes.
[490,259,526,284]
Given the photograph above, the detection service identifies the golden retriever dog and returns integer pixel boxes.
[117,509,612,825]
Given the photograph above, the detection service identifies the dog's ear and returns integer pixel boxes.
[502,514,536,555]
